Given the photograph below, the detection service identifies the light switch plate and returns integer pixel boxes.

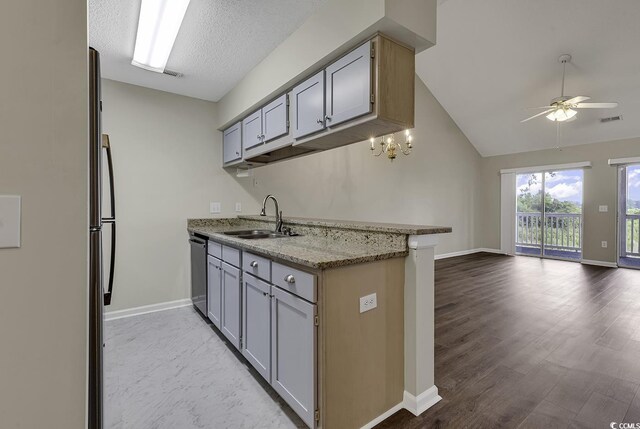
[210,202,221,214]
[0,195,21,248]
[602,241,608,248]
[599,205,608,213]
[235,202,242,212]
[359,293,377,313]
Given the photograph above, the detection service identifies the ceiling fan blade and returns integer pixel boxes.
[575,102,618,109]
[527,106,554,110]
[521,108,555,123]
[565,96,590,105]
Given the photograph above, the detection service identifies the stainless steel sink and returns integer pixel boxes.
[223,229,294,239]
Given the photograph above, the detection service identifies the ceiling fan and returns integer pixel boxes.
[521,54,618,123]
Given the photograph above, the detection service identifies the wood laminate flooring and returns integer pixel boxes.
[377,253,640,429]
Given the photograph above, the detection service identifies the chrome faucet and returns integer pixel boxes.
[260,194,283,233]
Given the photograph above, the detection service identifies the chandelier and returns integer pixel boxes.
[370,130,413,161]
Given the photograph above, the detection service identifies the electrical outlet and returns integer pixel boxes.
[359,293,377,313]
[602,241,608,248]
[210,202,221,214]
[235,202,242,212]
[599,205,608,213]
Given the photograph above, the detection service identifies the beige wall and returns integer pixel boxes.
[101,80,259,312]
[477,137,640,263]
[0,1,88,428]
[249,76,481,256]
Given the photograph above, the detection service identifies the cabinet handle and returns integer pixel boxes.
[257,134,261,140]
[263,292,269,296]
[325,115,332,122]
[235,151,240,155]
[261,134,265,140]
[250,261,258,268]
[284,274,295,284]
[316,119,323,125]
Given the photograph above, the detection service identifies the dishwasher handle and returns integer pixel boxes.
[189,237,207,247]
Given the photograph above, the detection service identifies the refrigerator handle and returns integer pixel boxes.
[102,134,115,221]
[103,219,116,306]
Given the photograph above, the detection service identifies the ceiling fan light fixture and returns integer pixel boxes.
[546,108,577,122]
[131,0,191,73]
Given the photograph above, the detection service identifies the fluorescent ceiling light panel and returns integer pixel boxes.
[132,0,191,73]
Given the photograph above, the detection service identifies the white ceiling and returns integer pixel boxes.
[416,0,640,156]
[89,0,325,102]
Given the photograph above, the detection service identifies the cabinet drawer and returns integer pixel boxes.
[272,262,316,303]
[243,252,271,282]
[207,241,222,258]
[222,245,241,267]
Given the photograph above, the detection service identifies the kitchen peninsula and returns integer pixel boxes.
[188,215,451,428]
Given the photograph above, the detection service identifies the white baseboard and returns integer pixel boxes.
[435,248,504,260]
[359,402,404,429]
[403,386,442,416]
[104,298,192,321]
[581,259,618,268]
[359,386,442,428]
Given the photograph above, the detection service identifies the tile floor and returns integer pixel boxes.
[104,306,305,429]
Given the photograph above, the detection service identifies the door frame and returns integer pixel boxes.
[616,163,640,269]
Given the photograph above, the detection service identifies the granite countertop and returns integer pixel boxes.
[238,215,452,235]
[187,216,451,270]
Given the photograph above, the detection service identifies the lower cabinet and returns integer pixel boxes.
[242,273,272,382]
[221,261,242,350]
[207,255,222,329]
[271,286,317,429]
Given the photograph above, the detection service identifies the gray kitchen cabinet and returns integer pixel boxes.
[325,40,372,127]
[222,121,242,164]
[242,273,272,382]
[221,261,242,350]
[271,286,317,428]
[207,255,222,329]
[242,109,263,151]
[262,94,288,143]
[292,70,325,139]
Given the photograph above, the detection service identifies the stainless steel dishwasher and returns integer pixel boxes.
[189,233,207,316]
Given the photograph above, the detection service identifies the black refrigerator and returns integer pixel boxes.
[89,47,117,429]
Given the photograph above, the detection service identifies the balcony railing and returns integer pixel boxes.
[626,214,640,257]
[516,212,582,251]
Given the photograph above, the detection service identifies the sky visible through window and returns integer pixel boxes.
[627,165,640,212]
[516,169,584,204]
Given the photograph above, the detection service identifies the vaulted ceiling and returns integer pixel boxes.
[90,0,640,157]
[89,0,325,102]
[416,0,640,156]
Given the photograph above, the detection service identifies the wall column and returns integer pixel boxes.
[403,234,442,415]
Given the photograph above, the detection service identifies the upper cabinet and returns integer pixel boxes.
[262,94,288,142]
[221,33,414,168]
[324,40,372,127]
[292,71,325,139]
[242,109,263,151]
[222,122,242,165]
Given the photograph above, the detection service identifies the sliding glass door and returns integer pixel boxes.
[618,164,640,269]
[516,169,584,261]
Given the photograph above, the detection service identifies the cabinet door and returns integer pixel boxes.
[207,256,222,329]
[325,40,372,127]
[242,273,271,382]
[292,70,325,139]
[271,287,316,428]
[242,109,263,151]
[221,262,241,350]
[262,94,288,143]
[223,122,242,164]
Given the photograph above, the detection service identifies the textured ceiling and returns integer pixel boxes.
[416,0,640,156]
[89,0,326,101]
